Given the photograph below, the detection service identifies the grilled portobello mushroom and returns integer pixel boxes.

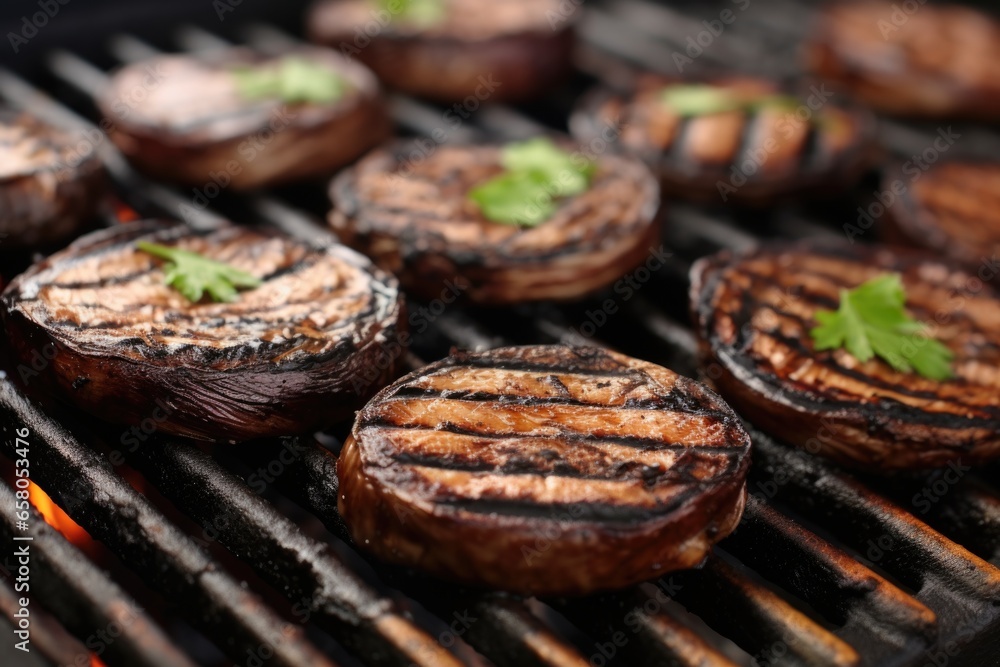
[692,242,1000,471]
[338,345,751,596]
[98,48,388,190]
[0,109,105,248]
[570,75,877,206]
[886,160,1000,269]
[329,141,660,304]
[307,0,575,103]
[0,220,403,442]
[807,1,1000,119]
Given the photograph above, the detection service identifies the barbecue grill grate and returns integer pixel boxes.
[1,1,999,666]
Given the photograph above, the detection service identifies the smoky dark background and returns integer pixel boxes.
[2,0,999,72]
[0,0,314,69]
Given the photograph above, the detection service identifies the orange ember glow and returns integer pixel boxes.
[113,200,141,223]
[28,482,92,548]
[26,483,107,667]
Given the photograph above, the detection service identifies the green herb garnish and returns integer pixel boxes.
[379,0,446,26]
[137,242,262,303]
[660,84,798,116]
[810,274,953,380]
[233,56,347,105]
[468,138,596,227]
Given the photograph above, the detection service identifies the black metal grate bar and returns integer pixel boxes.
[723,497,937,662]
[0,577,85,667]
[749,432,1000,662]
[672,555,861,667]
[0,379,339,667]
[0,479,194,667]
[119,435,466,667]
[226,437,595,667]
[548,585,742,667]
[0,65,225,232]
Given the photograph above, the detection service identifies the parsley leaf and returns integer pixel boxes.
[660,84,799,117]
[233,56,347,105]
[469,171,555,226]
[379,0,446,26]
[137,242,262,304]
[810,274,954,380]
[468,138,596,227]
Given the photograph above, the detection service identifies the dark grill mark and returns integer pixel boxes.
[434,491,699,524]
[381,434,737,479]
[358,418,732,453]
[750,328,1000,420]
[383,385,736,419]
[584,76,874,203]
[391,451,665,481]
[48,268,157,290]
[732,108,762,172]
[694,242,1000,469]
[341,345,752,594]
[436,356,642,377]
[893,162,1000,267]
[724,258,998,396]
[5,220,401,369]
